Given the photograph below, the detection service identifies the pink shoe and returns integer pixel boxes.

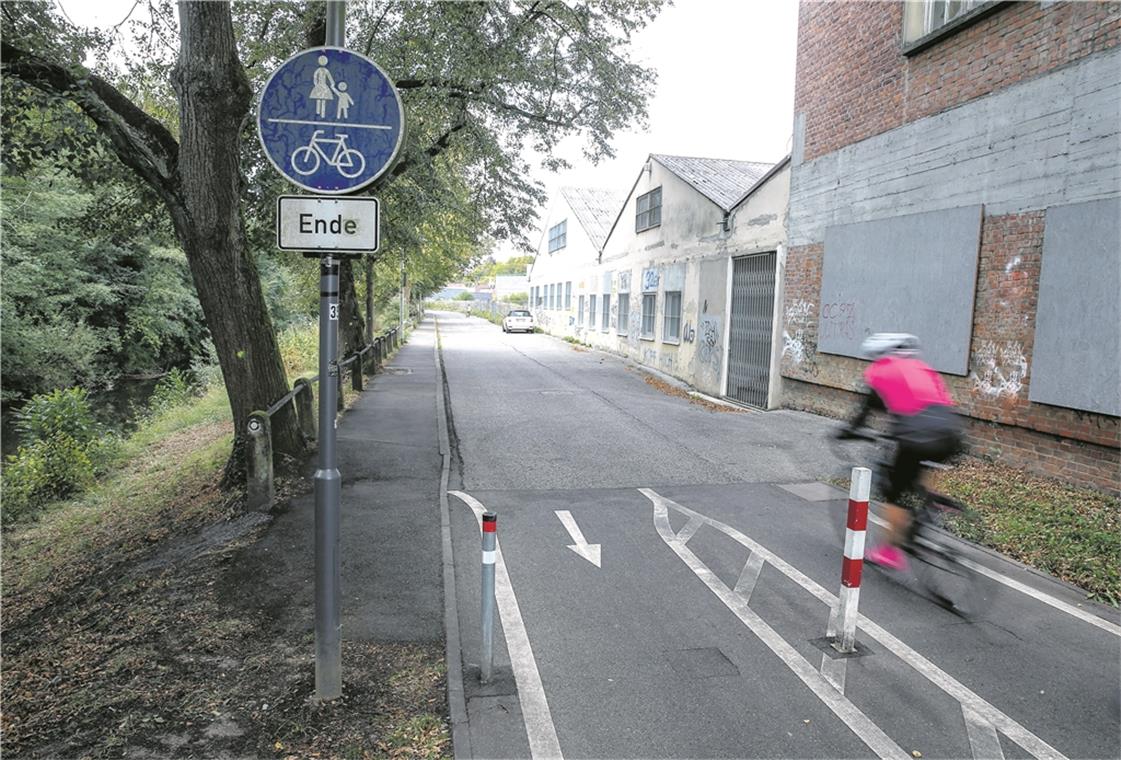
[867,545,908,571]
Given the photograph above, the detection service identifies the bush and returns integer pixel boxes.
[2,387,105,525]
[507,292,528,305]
[454,291,475,301]
[147,368,198,416]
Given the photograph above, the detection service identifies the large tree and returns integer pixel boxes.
[3,3,302,477]
[2,0,664,474]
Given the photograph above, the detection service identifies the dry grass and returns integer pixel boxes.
[642,375,747,413]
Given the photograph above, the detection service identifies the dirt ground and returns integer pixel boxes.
[1,475,450,759]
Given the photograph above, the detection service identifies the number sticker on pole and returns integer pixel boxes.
[257,46,404,194]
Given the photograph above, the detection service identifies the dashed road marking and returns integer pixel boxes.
[641,488,1068,760]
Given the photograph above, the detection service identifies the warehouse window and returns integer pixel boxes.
[636,187,662,232]
[617,294,630,336]
[548,220,567,252]
[601,294,611,332]
[663,291,682,342]
[565,282,572,310]
[589,294,597,329]
[902,1,999,54]
[578,295,585,325]
[641,293,656,339]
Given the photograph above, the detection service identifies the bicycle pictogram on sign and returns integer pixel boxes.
[257,46,404,194]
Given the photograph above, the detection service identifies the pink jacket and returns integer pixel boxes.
[864,356,954,416]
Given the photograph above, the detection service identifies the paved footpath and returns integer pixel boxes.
[230,320,445,646]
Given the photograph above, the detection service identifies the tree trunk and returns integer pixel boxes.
[172,2,303,478]
[338,259,367,355]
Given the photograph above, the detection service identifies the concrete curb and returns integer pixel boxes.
[434,318,472,759]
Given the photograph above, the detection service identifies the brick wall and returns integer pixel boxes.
[794,1,1121,163]
[781,211,1121,490]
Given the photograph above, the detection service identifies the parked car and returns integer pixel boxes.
[502,309,534,333]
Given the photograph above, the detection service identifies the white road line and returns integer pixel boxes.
[640,489,1067,760]
[733,551,766,602]
[676,514,704,544]
[863,513,1120,637]
[964,705,1006,760]
[820,652,848,694]
[651,496,908,760]
[449,491,564,760]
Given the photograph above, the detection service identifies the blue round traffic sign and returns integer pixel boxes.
[257,46,404,194]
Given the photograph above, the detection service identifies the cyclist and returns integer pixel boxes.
[835,333,962,570]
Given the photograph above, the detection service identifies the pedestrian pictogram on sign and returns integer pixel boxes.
[257,46,404,194]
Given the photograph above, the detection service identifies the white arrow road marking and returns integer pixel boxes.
[449,491,563,760]
[640,489,1067,760]
[555,510,601,568]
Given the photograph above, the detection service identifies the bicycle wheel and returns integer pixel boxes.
[336,148,366,178]
[910,528,982,617]
[291,146,320,176]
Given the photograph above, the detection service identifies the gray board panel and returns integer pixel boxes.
[1029,197,1121,417]
[818,205,982,375]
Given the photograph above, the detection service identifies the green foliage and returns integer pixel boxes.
[2,388,107,525]
[146,369,199,417]
[454,291,475,301]
[0,169,208,403]
[507,292,528,305]
[278,320,320,379]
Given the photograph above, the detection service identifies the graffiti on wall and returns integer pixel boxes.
[698,315,721,367]
[782,299,815,365]
[642,268,660,292]
[819,301,858,341]
[971,340,1028,398]
[682,322,697,343]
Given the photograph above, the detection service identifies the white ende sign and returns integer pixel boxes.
[276,195,379,254]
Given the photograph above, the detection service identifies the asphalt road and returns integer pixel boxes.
[436,310,1121,760]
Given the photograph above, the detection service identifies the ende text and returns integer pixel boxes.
[299,213,360,235]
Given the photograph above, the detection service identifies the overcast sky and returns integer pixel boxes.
[63,0,800,262]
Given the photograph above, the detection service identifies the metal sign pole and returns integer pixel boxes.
[314,0,347,702]
[315,255,342,700]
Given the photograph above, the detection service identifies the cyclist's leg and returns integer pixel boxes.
[868,444,919,570]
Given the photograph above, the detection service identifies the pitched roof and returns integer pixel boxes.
[559,186,624,249]
[650,154,773,212]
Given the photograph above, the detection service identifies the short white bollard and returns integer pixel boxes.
[830,466,871,653]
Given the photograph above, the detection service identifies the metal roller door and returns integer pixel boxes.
[726,252,777,408]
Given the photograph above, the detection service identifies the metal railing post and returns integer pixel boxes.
[294,378,316,442]
[352,356,364,391]
[246,411,273,512]
[480,512,497,683]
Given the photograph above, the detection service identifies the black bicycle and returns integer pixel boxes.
[830,427,984,617]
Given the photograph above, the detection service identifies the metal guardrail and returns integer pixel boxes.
[246,326,401,511]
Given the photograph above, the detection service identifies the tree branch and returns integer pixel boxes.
[1,41,178,196]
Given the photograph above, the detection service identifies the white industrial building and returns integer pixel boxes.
[527,153,790,408]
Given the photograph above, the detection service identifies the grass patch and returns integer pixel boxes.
[928,460,1120,606]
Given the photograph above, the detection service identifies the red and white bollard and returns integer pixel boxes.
[830,466,871,653]
[480,512,497,683]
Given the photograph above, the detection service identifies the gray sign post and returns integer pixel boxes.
[313,0,347,702]
[257,0,403,702]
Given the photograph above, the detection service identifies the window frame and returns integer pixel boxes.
[600,293,611,333]
[617,293,630,336]
[662,290,682,344]
[635,186,663,233]
[577,294,585,326]
[547,219,567,253]
[589,294,598,329]
[641,293,656,340]
[902,0,1004,56]
[564,282,572,310]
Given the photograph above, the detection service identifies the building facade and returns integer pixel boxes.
[785,0,1120,488]
[529,155,790,408]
